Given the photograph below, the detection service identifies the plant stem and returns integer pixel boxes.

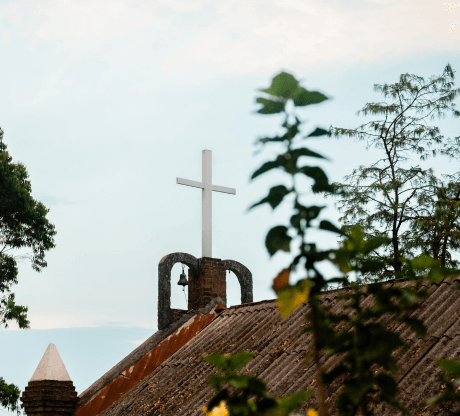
[309,296,328,416]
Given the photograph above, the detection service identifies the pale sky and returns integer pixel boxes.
[1,1,459,413]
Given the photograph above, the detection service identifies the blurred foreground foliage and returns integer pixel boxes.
[204,69,460,415]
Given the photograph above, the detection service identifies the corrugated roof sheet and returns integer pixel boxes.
[97,278,460,416]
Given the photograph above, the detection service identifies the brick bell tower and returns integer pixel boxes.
[158,149,253,329]
[157,253,252,330]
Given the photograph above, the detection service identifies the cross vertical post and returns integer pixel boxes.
[177,149,236,258]
[202,150,212,258]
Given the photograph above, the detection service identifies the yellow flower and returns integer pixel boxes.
[307,409,319,416]
[202,401,229,416]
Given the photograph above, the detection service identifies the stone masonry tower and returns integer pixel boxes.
[158,253,253,330]
[20,343,78,416]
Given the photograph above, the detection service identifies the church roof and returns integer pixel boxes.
[79,277,460,416]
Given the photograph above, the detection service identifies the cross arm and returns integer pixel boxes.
[212,185,236,195]
[177,178,204,189]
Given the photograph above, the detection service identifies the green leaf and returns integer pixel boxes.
[246,377,267,395]
[251,160,281,180]
[204,352,256,374]
[266,226,292,256]
[250,185,291,210]
[257,135,289,144]
[292,87,328,107]
[436,359,460,376]
[276,278,311,318]
[261,72,299,98]
[409,254,437,270]
[319,220,345,235]
[404,317,427,339]
[289,148,327,161]
[290,214,301,230]
[360,260,385,274]
[298,166,333,193]
[227,352,256,371]
[276,391,313,412]
[306,127,332,137]
[375,373,397,397]
[204,354,228,370]
[295,202,324,227]
[362,236,390,254]
[256,97,285,114]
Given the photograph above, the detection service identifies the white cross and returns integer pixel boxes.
[177,149,236,258]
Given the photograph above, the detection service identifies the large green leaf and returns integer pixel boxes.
[276,391,313,413]
[319,220,344,235]
[436,359,460,376]
[252,150,327,181]
[227,352,256,371]
[306,127,332,137]
[266,226,292,256]
[261,72,299,98]
[251,160,281,180]
[298,166,334,193]
[362,236,390,254]
[289,148,327,161]
[360,260,385,274]
[204,352,256,372]
[275,278,312,318]
[256,97,285,114]
[375,373,397,397]
[204,354,228,370]
[295,202,324,227]
[292,87,328,107]
[290,205,325,230]
[249,185,291,210]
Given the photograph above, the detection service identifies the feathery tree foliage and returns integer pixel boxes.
[402,176,460,269]
[329,64,460,281]
[0,127,57,415]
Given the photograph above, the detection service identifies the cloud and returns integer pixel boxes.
[37,195,85,207]
[0,0,454,102]
[3,313,100,330]
[3,314,158,330]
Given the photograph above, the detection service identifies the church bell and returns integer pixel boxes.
[177,265,188,286]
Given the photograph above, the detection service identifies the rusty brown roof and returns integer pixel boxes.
[94,277,460,416]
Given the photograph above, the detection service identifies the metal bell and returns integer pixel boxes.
[177,265,188,286]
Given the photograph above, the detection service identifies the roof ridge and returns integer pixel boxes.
[227,299,277,309]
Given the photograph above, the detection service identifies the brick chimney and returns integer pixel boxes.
[20,343,78,416]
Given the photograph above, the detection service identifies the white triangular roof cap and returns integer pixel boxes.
[30,343,71,381]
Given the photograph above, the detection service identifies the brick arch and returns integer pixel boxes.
[222,259,253,304]
[158,253,200,330]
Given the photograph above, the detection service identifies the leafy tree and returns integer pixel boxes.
[0,127,57,414]
[204,72,451,416]
[0,377,21,416]
[402,175,460,268]
[329,63,460,280]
